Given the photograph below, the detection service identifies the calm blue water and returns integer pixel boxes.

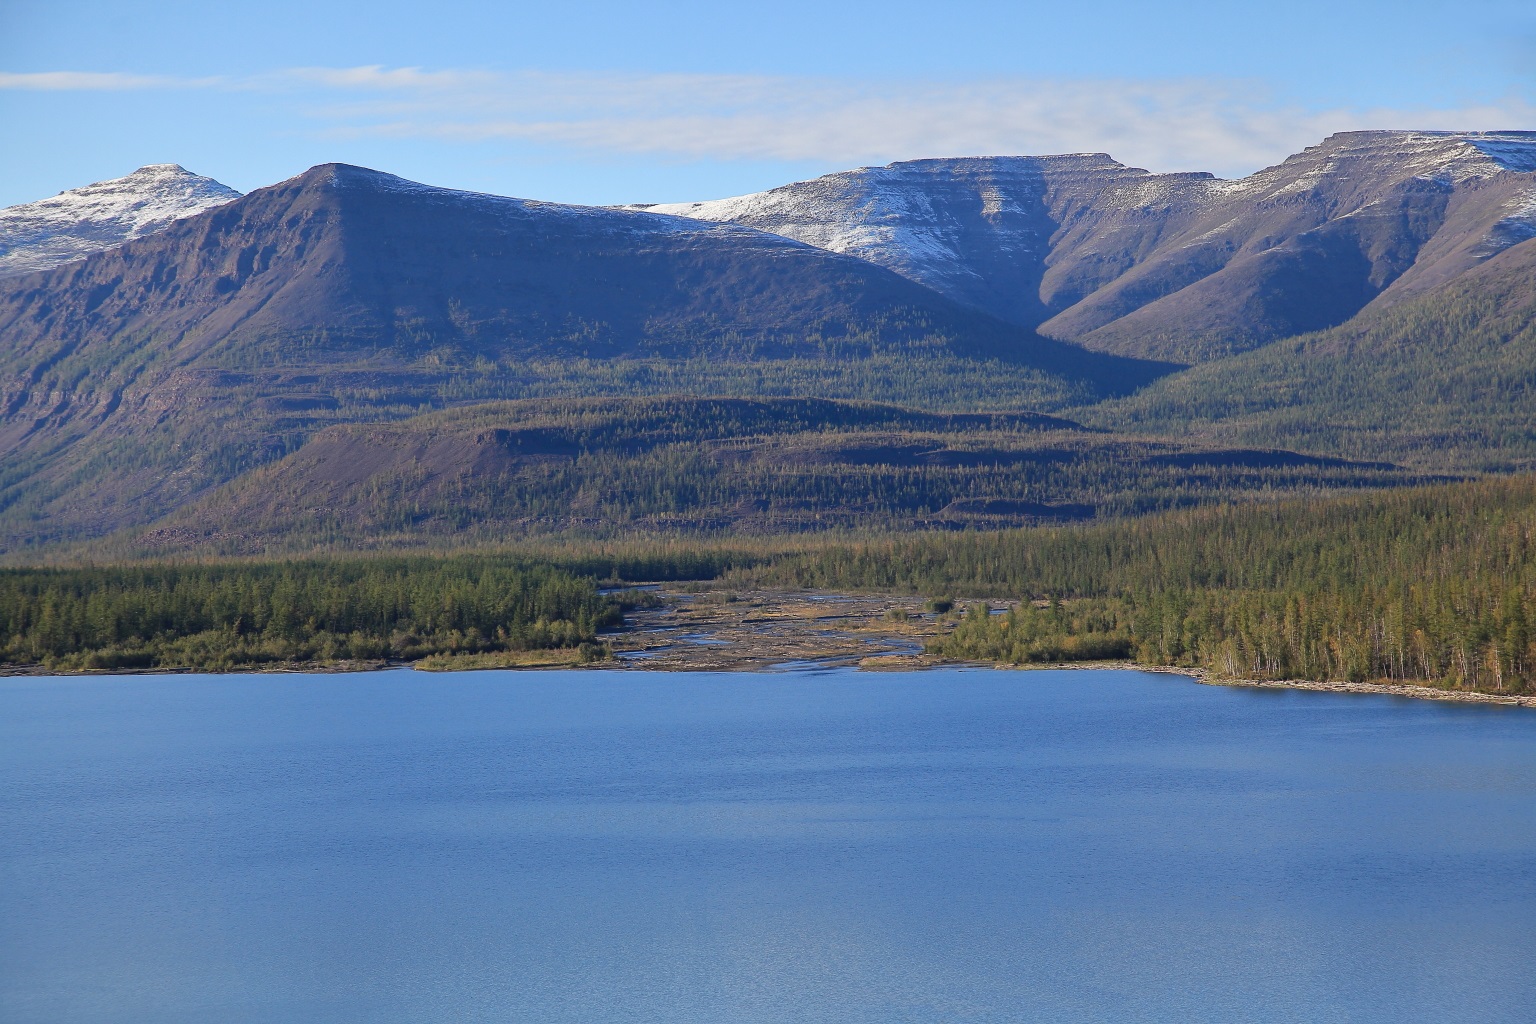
[3,667,1535,1023]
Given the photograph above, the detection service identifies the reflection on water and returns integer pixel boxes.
[3,667,1535,1024]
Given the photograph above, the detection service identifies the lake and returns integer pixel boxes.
[3,667,1534,1023]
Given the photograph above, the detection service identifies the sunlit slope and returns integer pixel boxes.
[1083,236,1536,468]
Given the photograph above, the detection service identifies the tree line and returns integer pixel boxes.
[749,475,1536,693]
[13,473,1536,692]
[0,556,622,671]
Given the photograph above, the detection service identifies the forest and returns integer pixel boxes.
[114,396,1424,557]
[0,557,623,671]
[753,475,1536,693]
[7,472,1536,694]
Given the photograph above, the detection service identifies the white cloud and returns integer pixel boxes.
[314,71,1536,178]
[0,70,212,90]
[263,65,507,92]
[4,65,1533,178]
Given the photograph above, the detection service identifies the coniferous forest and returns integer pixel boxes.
[0,558,623,671]
[757,476,1536,694]
[6,474,1536,694]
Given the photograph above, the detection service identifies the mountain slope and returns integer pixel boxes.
[0,164,239,279]
[1082,235,1536,468]
[122,396,1423,557]
[0,163,1167,553]
[0,162,1164,371]
[640,131,1536,362]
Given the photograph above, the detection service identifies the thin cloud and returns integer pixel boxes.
[315,72,1536,178]
[0,70,214,90]
[267,66,509,92]
[4,65,1533,178]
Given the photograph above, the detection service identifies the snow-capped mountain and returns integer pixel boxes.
[633,153,1159,331]
[635,131,1536,361]
[0,161,1160,549]
[0,164,240,279]
[0,161,1108,369]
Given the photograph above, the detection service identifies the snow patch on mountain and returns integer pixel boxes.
[1456,134,1536,174]
[1472,188,1536,257]
[635,166,965,276]
[0,164,240,278]
[630,155,1161,291]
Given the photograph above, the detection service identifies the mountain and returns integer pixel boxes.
[634,153,1156,335]
[637,131,1536,362]
[0,162,1167,369]
[0,163,1166,553]
[123,396,1422,557]
[6,136,1533,557]
[0,164,239,279]
[1081,230,1536,469]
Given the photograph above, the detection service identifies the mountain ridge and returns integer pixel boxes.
[6,134,1536,556]
[634,130,1536,362]
[0,161,1164,376]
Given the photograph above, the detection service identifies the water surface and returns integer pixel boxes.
[3,667,1534,1023]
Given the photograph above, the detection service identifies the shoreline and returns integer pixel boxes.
[1187,667,1536,708]
[995,659,1536,708]
[4,583,1534,709]
[7,655,1535,708]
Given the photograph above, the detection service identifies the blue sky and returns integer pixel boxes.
[2,0,1534,207]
